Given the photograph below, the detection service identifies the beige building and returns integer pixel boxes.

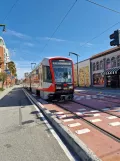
[74,59,91,87]
[91,46,120,88]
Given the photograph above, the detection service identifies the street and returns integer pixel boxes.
[0,86,73,161]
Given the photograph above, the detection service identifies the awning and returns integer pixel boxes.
[103,67,120,75]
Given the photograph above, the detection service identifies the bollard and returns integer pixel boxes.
[19,107,22,126]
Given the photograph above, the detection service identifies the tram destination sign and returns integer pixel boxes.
[52,60,71,66]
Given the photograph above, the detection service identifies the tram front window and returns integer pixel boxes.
[52,60,72,83]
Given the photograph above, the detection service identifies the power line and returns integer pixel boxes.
[86,0,120,15]
[79,21,120,48]
[40,0,78,54]
[2,0,20,22]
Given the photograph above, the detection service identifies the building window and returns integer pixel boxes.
[96,62,99,70]
[93,63,95,71]
[43,66,52,83]
[106,58,111,69]
[117,55,120,66]
[111,57,116,68]
[100,60,103,69]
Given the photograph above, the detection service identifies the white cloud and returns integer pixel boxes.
[9,48,16,57]
[4,29,31,39]
[38,37,66,42]
[17,67,31,79]
[15,60,39,79]
[80,42,93,47]
[24,42,34,47]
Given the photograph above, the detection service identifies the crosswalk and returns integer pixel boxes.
[74,93,116,101]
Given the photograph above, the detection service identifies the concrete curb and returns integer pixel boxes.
[23,89,101,161]
[0,86,15,99]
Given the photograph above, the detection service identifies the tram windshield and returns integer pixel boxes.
[52,60,73,83]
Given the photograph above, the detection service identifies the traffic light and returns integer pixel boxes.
[110,30,120,46]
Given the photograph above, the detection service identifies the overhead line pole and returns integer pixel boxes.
[69,52,80,87]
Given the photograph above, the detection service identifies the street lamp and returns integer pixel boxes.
[31,63,36,70]
[69,52,80,87]
[30,63,36,91]
[0,24,6,32]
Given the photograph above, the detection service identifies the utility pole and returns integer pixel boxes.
[69,52,80,87]
[31,63,36,70]
[30,63,36,91]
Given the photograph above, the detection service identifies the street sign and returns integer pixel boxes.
[4,69,11,75]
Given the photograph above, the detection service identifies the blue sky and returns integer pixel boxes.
[0,0,120,78]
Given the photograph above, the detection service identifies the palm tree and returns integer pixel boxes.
[7,61,17,76]
[0,72,7,90]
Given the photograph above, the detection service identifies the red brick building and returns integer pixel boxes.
[0,46,5,72]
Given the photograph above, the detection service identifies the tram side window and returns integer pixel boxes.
[43,66,52,83]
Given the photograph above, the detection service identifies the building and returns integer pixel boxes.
[91,46,120,88]
[0,37,10,72]
[74,59,91,87]
[0,37,12,88]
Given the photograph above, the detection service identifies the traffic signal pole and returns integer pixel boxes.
[110,29,120,46]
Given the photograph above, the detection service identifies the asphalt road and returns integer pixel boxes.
[0,87,70,161]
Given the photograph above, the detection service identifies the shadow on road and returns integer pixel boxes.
[0,87,32,108]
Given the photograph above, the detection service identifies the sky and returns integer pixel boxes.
[0,0,120,79]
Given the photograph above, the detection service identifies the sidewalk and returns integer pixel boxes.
[0,86,14,99]
[0,87,70,161]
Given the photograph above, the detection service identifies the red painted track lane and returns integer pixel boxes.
[57,101,120,139]
[74,93,120,117]
[75,90,120,104]
[43,103,120,161]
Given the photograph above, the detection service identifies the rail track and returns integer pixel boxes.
[74,93,120,118]
[24,88,120,161]
[55,101,120,143]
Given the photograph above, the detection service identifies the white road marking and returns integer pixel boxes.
[68,123,81,127]
[75,97,81,100]
[93,114,100,117]
[75,112,83,115]
[107,116,117,119]
[99,96,104,99]
[57,115,67,119]
[77,108,86,111]
[90,119,102,123]
[86,96,91,99]
[63,118,74,122]
[92,95,97,98]
[23,89,76,161]
[112,107,120,109]
[55,112,64,115]
[90,110,99,113]
[111,95,116,97]
[109,122,120,126]
[102,108,109,111]
[75,128,90,135]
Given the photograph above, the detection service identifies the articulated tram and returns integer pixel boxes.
[24,57,74,101]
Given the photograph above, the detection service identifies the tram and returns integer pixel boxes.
[24,57,74,101]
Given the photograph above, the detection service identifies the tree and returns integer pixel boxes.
[7,61,17,76]
[0,72,7,90]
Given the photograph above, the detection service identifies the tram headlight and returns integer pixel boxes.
[69,85,73,89]
[56,86,62,89]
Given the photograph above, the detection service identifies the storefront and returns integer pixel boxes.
[104,67,120,88]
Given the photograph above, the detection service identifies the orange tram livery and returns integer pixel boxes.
[24,57,74,101]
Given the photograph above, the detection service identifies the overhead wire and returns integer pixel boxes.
[79,21,120,48]
[2,0,20,23]
[86,0,120,15]
[40,0,78,54]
